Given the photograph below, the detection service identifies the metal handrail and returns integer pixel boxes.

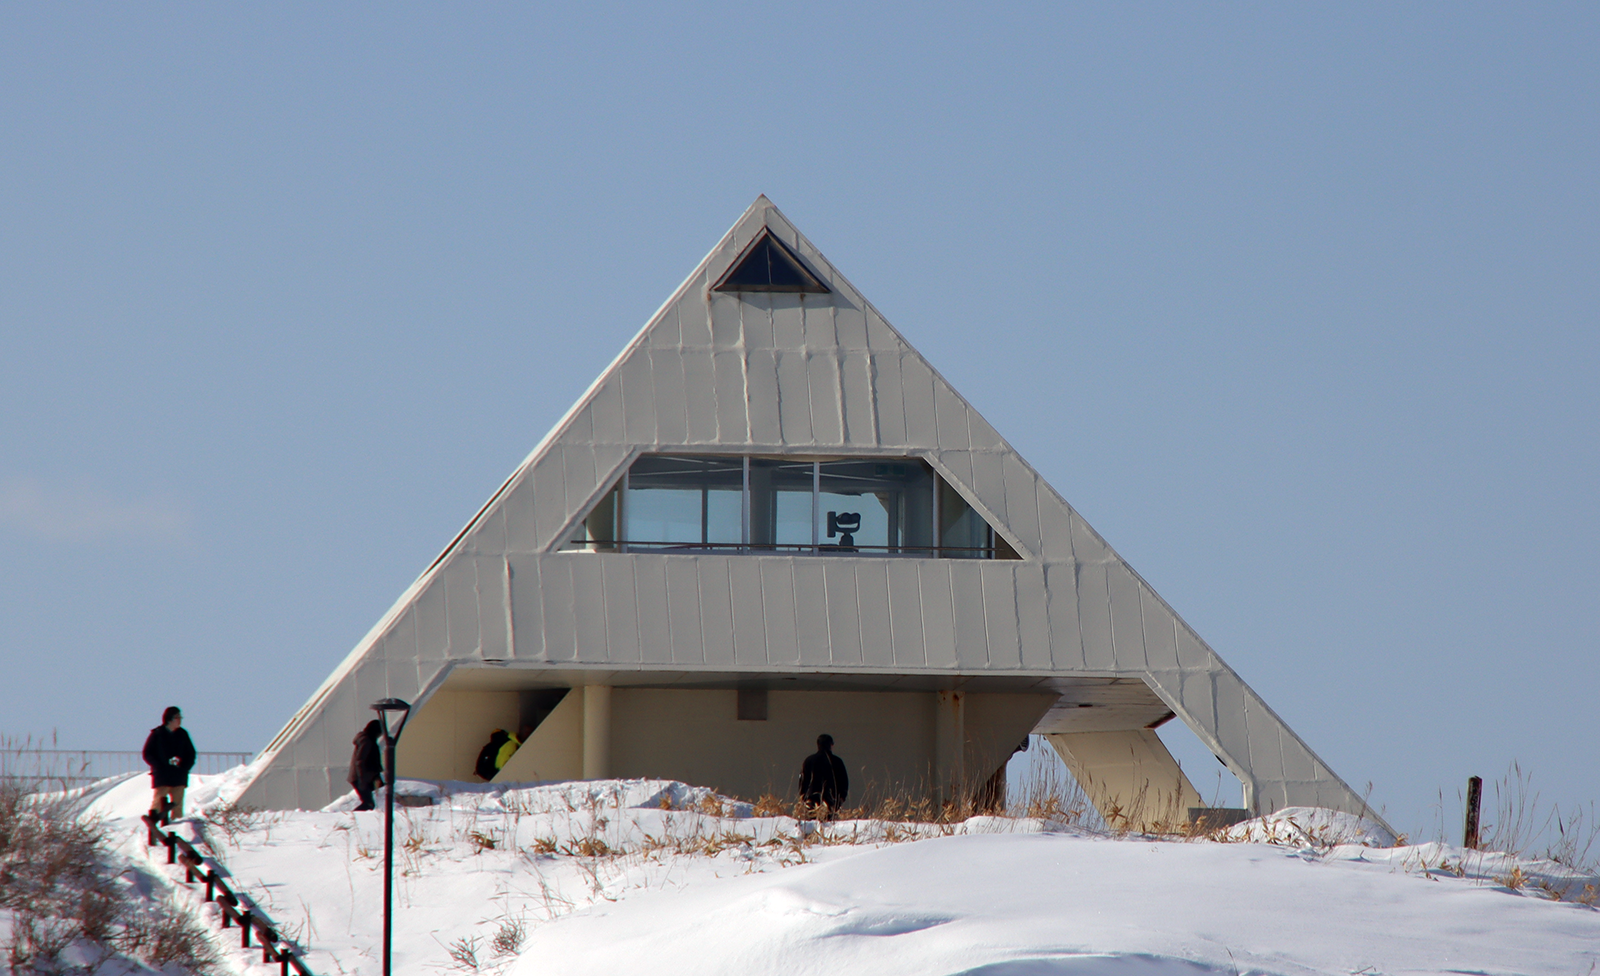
[141,809,315,976]
[561,540,1002,555]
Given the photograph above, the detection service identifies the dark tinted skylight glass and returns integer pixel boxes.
[713,232,829,293]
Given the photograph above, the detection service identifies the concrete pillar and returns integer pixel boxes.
[1045,729,1204,832]
[582,685,611,779]
[934,690,964,806]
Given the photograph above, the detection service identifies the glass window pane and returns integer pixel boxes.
[939,479,991,558]
[749,458,814,551]
[623,454,743,551]
[818,460,934,554]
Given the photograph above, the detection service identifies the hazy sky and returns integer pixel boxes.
[3,4,1595,841]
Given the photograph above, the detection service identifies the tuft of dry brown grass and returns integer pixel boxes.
[0,771,220,974]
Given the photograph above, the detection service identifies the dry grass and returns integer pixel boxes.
[0,771,220,974]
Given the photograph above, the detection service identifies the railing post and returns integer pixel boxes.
[164,831,177,865]
[240,910,253,948]
[1464,775,1483,849]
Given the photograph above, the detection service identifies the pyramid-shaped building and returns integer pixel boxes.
[237,198,1375,830]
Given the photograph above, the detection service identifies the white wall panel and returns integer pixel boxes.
[950,562,990,668]
[863,308,902,353]
[560,445,599,530]
[1001,454,1041,555]
[932,382,972,452]
[537,558,576,662]
[415,574,450,660]
[569,556,608,661]
[442,557,482,658]
[1015,565,1051,670]
[1042,563,1085,669]
[792,560,831,667]
[758,560,799,665]
[665,559,705,665]
[775,350,813,445]
[619,351,658,446]
[647,304,682,349]
[885,560,927,667]
[380,608,419,670]
[770,297,805,351]
[971,447,1009,527]
[933,450,975,503]
[730,559,768,665]
[840,354,877,446]
[698,558,735,666]
[1105,564,1147,670]
[713,350,751,444]
[899,353,939,449]
[981,563,1022,669]
[1175,624,1212,671]
[918,562,958,669]
[1076,561,1116,671]
[683,352,719,444]
[834,304,869,352]
[710,294,744,349]
[649,349,689,447]
[589,380,627,446]
[855,563,893,667]
[529,454,568,551]
[968,411,1004,453]
[1035,484,1075,562]
[808,353,844,447]
[502,473,540,550]
[871,353,908,446]
[465,505,507,557]
[632,559,672,665]
[599,556,641,665]
[745,349,782,445]
[822,561,863,665]
[1140,587,1180,671]
[801,299,838,350]
[506,557,543,659]
[681,294,714,348]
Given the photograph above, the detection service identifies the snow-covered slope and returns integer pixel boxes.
[75,773,1600,976]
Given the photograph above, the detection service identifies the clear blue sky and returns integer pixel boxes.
[3,4,1595,841]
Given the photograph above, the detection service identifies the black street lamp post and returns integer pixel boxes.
[370,698,411,976]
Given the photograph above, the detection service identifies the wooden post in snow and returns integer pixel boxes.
[1464,775,1483,849]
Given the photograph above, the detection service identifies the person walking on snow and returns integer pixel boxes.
[798,734,849,819]
[348,720,384,811]
[142,706,196,820]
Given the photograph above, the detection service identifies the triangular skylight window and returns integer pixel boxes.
[712,230,829,293]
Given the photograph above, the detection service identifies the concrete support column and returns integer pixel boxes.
[934,690,964,806]
[582,685,611,779]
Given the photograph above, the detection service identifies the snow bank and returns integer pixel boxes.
[71,776,1600,976]
[1223,806,1397,848]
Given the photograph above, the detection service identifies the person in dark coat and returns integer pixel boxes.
[348,720,385,811]
[142,706,197,820]
[798,734,849,819]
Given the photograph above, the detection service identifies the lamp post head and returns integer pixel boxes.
[370,698,412,738]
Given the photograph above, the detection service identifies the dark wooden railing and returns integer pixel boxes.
[140,808,315,976]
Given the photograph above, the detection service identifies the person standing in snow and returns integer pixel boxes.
[142,706,197,820]
[348,720,385,811]
[798,734,849,819]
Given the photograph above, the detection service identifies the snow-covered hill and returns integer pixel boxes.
[71,772,1600,976]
